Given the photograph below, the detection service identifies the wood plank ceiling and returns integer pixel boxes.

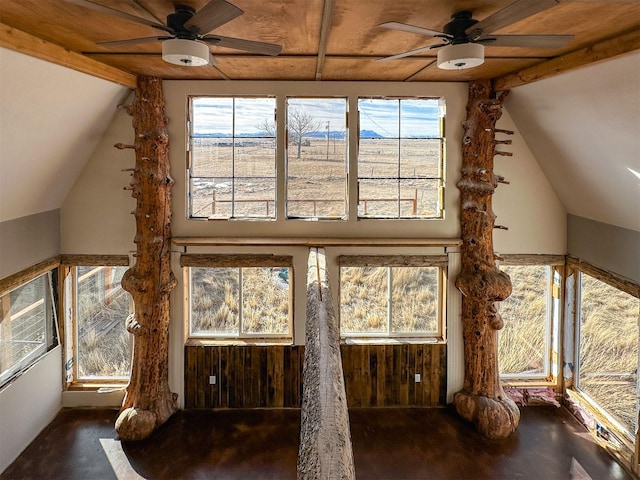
[0,0,638,88]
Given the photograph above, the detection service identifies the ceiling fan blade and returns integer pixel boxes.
[202,35,282,56]
[97,36,169,47]
[184,0,244,34]
[467,0,560,36]
[62,0,173,34]
[478,34,573,48]
[378,21,449,39]
[377,45,444,62]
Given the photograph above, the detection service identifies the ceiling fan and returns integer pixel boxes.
[378,0,573,69]
[64,0,282,66]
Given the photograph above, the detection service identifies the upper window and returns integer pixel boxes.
[1,272,58,387]
[357,98,444,219]
[497,264,561,380]
[286,97,348,219]
[184,255,293,341]
[339,256,445,339]
[576,271,639,437]
[189,96,277,220]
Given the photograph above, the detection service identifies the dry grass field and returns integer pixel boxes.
[578,274,639,434]
[190,267,290,336]
[189,138,443,218]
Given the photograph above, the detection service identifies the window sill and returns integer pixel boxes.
[341,337,444,345]
[186,338,294,347]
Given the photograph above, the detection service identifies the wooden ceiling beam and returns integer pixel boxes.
[493,28,640,91]
[315,0,334,81]
[0,23,137,88]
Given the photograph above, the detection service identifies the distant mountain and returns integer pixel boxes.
[305,130,346,139]
[360,129,383,139]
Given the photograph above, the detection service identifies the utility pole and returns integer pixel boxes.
[326,121,330,161]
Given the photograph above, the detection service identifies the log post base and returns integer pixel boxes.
[454,390,520,440]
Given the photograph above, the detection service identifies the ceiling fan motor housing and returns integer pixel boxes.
[444,11,479,44]
[167,5,198,39]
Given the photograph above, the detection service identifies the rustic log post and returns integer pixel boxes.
[298,248,355,479]
[115,76,177,441]
[453,80,520,439]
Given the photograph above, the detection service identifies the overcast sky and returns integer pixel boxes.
[192,97,442,138]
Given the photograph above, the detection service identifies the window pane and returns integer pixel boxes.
[340,267,388,334]
[498,265,549,376]
[358,179,399,218]
[399,98,440,138]
[191,138,233,177]
[359,99,399,137]
[286,98,347,219]
[241,268,290,335]
[76,266,131,378]
[579,273,639,434]
[1,275,55,385]
[390,267,438,334]
[192,97,233,136]
[358,138,399,178]
[399,179,441,217]
[398,139,441,178]
[190,267,239,335]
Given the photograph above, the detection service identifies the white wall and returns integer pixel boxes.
[61,80,566,253]
[0,346,62,474]
[493,108,566,254]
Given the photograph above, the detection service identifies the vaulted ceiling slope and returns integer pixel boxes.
[505,50,640,232]
[0,47,130,223]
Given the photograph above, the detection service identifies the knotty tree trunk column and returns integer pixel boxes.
[115,76,177,441]
[453,80,520,439]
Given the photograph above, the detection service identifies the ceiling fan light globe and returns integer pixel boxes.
[437,43,484,70]
[162,39,209,66]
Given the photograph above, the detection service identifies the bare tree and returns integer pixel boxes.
[288,108,321,158]
[256,118,275,137]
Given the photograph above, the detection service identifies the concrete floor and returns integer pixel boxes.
[1,406,634,479]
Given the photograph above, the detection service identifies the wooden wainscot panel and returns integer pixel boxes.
[340,344,447,407]
[185,344,304,408]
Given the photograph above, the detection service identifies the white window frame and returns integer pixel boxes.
[285,96,349,220]
[572,263,640,440]
[188,95,278,220]
[0,271,58,387]
[356,96,445,220]
[183,254,294,342]
[338,255,447,341]
[61,256,131,385]
[497,257,563,383]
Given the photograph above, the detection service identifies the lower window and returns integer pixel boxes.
[185,255,293,340]
[497,263,561,380]
[577,271,639,436]
[339,256,445,339]
[74,266,132,380]
[0,272,58,387]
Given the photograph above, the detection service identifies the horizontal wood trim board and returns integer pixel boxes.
[184,343,446,408]
[567,256,639,298]
[60,254,130,267]
[180,254,293,268]
[174,237,462,248]
[499,254,565,266]
[339,255,449,267]
[0,256,61,295]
